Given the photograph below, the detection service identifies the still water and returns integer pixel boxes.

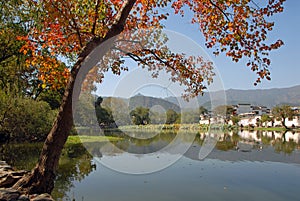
[1,130,300,201]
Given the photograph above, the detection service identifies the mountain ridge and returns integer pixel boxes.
[165,84,300,109]
[102,85,300,110]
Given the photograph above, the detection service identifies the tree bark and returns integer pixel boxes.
[12,0,136,194]
[12,68,77,194]
[281,118,288,130]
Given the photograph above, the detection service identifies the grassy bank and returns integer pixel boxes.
[119,124,205,131]
[66,135,122,145]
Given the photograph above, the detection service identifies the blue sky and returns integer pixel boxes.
[164,0,300,90]
[95,1,300,98]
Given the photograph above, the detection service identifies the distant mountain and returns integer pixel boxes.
[101,85,300,111]
[224,85,300,107]
[129,93,181,112]
[165,85,300,109]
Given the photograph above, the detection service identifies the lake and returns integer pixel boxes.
[1,129,300,201]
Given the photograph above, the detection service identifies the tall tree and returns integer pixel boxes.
[12,0,285,194]
[130,107,150,125]
[272,105,295,129]
[199,106,208,115]
[230,115,240,126]
[261,113,272,127]
[0,0,29,95]
[166,109,179,124]
[213,105,234,119]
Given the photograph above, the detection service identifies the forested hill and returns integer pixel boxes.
[129,94,181,112]
[102,85,300,111]
[165,85,300,108]
[223,85,300,107]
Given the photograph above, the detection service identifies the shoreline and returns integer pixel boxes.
[0,161,54,201]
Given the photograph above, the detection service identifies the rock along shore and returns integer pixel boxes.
[0,161,54,201]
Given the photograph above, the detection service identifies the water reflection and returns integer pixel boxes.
[98,129,300,155]
[0,142,96,200]
[1,129,300,200]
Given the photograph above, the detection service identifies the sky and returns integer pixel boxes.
[164,0,300,90]
[94,1,300,98]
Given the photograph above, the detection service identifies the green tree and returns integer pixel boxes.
[272,105,295,129]
[95,97,116,128]
[38,89,64,110]
[261,114,272,127]
[199,106,208,115]
[181,110,199,123]
[213,105,234,119]
[0,90,56,142]
[0,5,27,95]
[0,0,48,97]
[149,111,166,124]
[102,97,131,126]
[166,109,179,124]
[130,107,150,125]
[230,115,240,126]
[74,93,98,127]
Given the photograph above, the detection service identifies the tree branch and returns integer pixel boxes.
[106,0,137,39]
[76,0,137,63]
[49,1,83,47]
[208,0,231,22]
[208,0,253,54]
[91,0,101,36]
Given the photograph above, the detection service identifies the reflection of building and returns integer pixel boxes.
[185,130,300,164]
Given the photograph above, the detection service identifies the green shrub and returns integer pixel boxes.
[0,91,57,142]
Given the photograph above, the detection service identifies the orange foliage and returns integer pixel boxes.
[17,0,285,94]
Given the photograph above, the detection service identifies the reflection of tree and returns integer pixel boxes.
[273,140,297,155]
[52,143,96,200]
[272,131,297,155]
[106,130,178,154]
[215,133,237,151]
[0,142,95,200]
[0,143,43,170]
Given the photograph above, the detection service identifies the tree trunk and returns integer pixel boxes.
[12,69,77,194]
[12,38,115,194]
[12,40,115,194]
[282,118,288,130]
[12,0,136,194]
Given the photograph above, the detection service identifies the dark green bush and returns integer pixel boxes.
[0,91,57,142]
